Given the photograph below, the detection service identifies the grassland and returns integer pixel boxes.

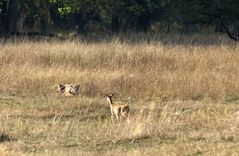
[0,33,239,155]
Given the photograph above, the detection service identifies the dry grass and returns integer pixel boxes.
[1,34,239,99]
[0,33,239,155]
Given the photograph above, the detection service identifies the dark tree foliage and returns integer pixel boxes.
[0,0,238,40]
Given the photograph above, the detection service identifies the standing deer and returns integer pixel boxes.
[106,94,130,122]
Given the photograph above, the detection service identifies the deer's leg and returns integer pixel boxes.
[122,112,130,123]
[110,108,114,119]
[121,112,127,118]
[115,111,119,121]
[126,114,130,123]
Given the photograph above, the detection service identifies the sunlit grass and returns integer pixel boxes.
[0,33,239,155]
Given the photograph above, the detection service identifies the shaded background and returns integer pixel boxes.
[0,0,239,40]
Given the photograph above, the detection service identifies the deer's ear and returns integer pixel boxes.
[105,93,114,97]
[59,84,65,89]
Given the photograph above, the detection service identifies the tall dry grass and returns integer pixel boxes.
[0,33,238,100]
[1,33,239,155]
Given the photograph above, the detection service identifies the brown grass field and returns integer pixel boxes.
[0,33,239,155]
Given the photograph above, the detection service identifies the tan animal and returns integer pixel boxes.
[57,84,66,95]
[57,84,80,96]
[106,94,130,122]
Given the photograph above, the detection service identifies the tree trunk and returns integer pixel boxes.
[6,0,20,37]
[111,0,119,33]
[136,13,150,32]
[167,20,170,33]
[0,0,8,36]
[112,14,119,33]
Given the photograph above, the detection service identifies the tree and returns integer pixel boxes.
[4,0,21,36]
[0,0,239,41]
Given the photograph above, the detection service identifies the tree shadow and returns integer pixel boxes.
[72,32,235,46]
[0,32,235,46]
